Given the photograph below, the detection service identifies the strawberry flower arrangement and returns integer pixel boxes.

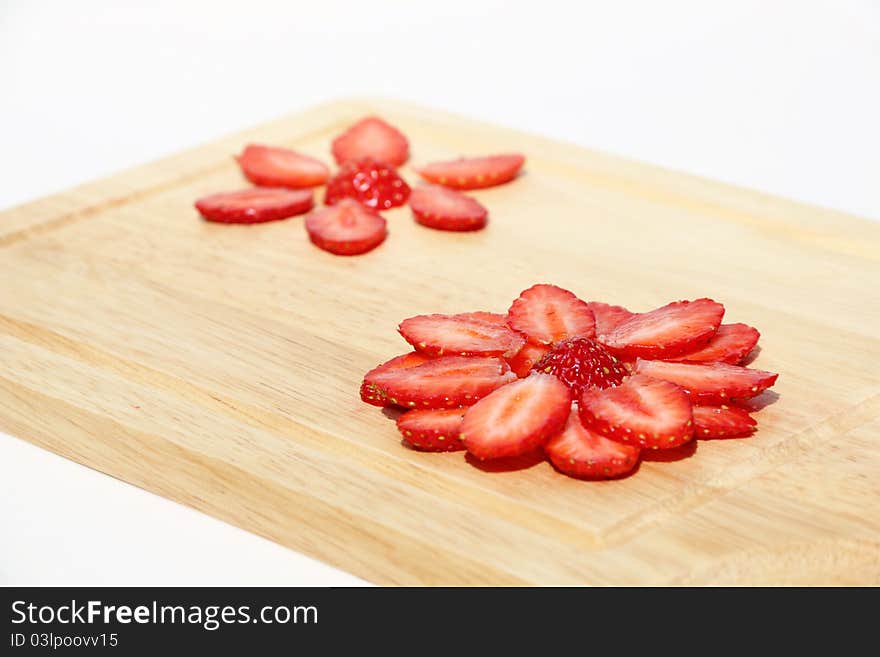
[192,114,780,480]
[360,284,779,480]
[194,116,525,254]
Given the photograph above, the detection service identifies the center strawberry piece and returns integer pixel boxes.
[324,157,410,210]
[534,337,628,396]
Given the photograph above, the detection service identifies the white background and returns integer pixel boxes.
[1,0,878,585]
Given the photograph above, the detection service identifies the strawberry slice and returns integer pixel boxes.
[692,404,757,439]
[396,408,467,452]
[331,116,409,167]
[410,184,488,232]
[236,144,329,188]
[360,352,430,406]
[324,158,410,210]
[367,355,516,409]
[667,323,760,364]
[195,188,313,224]
[579,373,694,449]
[399,313,525,358]
[506,342,551,378]
[545,406,640,479]
[634,359,778,404]
[598,298,724,359]
[587,301,636,336]
[457,312,508,326]
[305,199,387,255]
[461,373,570,459]
[507,284,596,345]
[444,312,538,372]
[416,154,525,190]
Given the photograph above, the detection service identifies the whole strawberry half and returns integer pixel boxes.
[534,337,628,396]
[324,158,411,210]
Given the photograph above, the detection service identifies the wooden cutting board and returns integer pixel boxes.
[1,99,879,585]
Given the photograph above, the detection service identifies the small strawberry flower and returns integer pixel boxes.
[196,116,528,256]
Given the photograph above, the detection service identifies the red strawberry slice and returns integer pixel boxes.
[457,312,508,326]
[416,154,525,190]
[237,144,329,189]
[598,298,725,359]
[692,404,757,439]
[634,359,778,404]
[396,408,467,452]
[399,313,525,358]
[461,373,570,459]
[587,301,636,336]
[195,188,313,224]
[668,323,760,364]
[506,342,551,378]
[360,352,430,406]
[367,355,516,409]
[324,158,410,210]
[579,373,694,449]
[533,337,628,395]
[507,284,596,345]
[331,116,409,167]
[305,199,387,256]
[545,407,640,479]
[410,185,488,232]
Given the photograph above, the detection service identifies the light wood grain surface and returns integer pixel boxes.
[1,98,878,585]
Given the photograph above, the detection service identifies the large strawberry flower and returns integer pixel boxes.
[360,284,778,480]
